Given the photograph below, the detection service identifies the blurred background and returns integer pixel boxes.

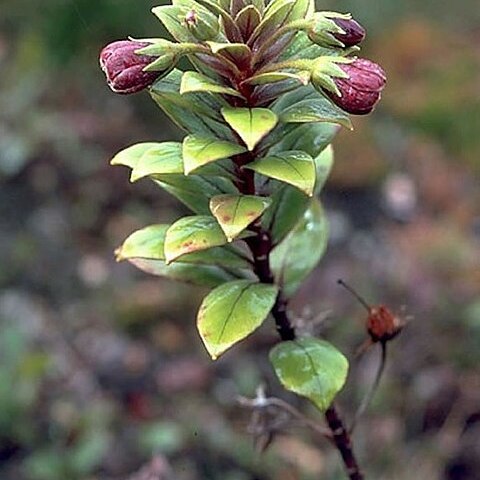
[1,1,479,479]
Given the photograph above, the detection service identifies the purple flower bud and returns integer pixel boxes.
[331,17,366,47]
[325,59,387,115]
[99,40,162,95]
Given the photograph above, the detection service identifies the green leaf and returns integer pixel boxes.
[116,224,251,269]
[206,42,252,65]
[246,150,315,196]
[129,258,242,287]
[221,107,278,151]
[269,122,339,159]
[151,70,233,139]
[264,184,310,244]
[280,98,352,129]
[210,194,271,241]
[314,145,334,194]
[197,280,278,359]
[111,143,159,169]
[130,142,183,181]
[164,216,228,264]
[244,71,310,86]
[154,175,237,215]
[152,6,198,43]
[269,337,349,411]
[183,135,246,174]
[270,199,328,296]
[180,71,244,98]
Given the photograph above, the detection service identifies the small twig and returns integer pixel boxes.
[349,341,388,434]
[237,394,333,440]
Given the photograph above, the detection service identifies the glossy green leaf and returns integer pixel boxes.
[270,199,328,296]
[221,107,278,151]
[210,194,271,241]
[116,224,251,269]
[280,98,352,130]
[183,135,246,174]
[197,280,278,359]
[263,184,310,244]
[246,150,315,196]
[151,70,233,139]
[128,258,241,287]
[164,216,228,264]
[180,71,244,98]
[314,145,334,194]
[154,175,237,215]
[269,122,340,159]
[270,337,348,411]
[111,143,159,169]
[130,142,183,181]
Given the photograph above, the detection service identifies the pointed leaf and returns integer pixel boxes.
[210,194,271,241]
[111,143,159,169]
[246,150,315,196]
[280,98,352,130]
[116,224,251,269]
[221,107,278,151]
[130,142,183,181]
[154,175,237,215]
[244,71,310,86]
[314,145,334,194]
[198,280,278,359]
[206,42,252,65]
[183,135,246,174]
[263,184,310,244]
[235,5,261,40]
[129,258,241,287]
[180,71,244,98]
[270,199,328,296]
[270,337,349,412]
[164,215,228,263]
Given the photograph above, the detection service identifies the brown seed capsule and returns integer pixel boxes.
[325,58,387,115]
[99,40,164,94]
[337,280,404,344]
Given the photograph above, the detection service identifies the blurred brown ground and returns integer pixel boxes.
[0,1,479,479]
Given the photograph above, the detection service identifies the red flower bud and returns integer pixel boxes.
[331,17,366,47]
[325,58,386,115]
[99,40,161,95]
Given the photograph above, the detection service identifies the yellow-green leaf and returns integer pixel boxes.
[210,194,271,241]
[198,280,278,359]
[164,216,227,264]
[221,107,278,151]
[130,142,183,181]
[245,150,315,196]
[183,135,246,174]
[270,337,348,411]
[180,71,244,98]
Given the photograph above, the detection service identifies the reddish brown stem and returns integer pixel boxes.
[235,153,363,479]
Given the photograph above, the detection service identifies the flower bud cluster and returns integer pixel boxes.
[99,0,386,115]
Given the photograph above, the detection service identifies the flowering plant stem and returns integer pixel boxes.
[240,161,363,478]
[100,1,389,477]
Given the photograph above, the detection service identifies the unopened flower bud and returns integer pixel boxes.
[99,40,170,95]
[184,9,219,41]
[309,13,365,48]
[314,58,386,115]
[330,17,365,47]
